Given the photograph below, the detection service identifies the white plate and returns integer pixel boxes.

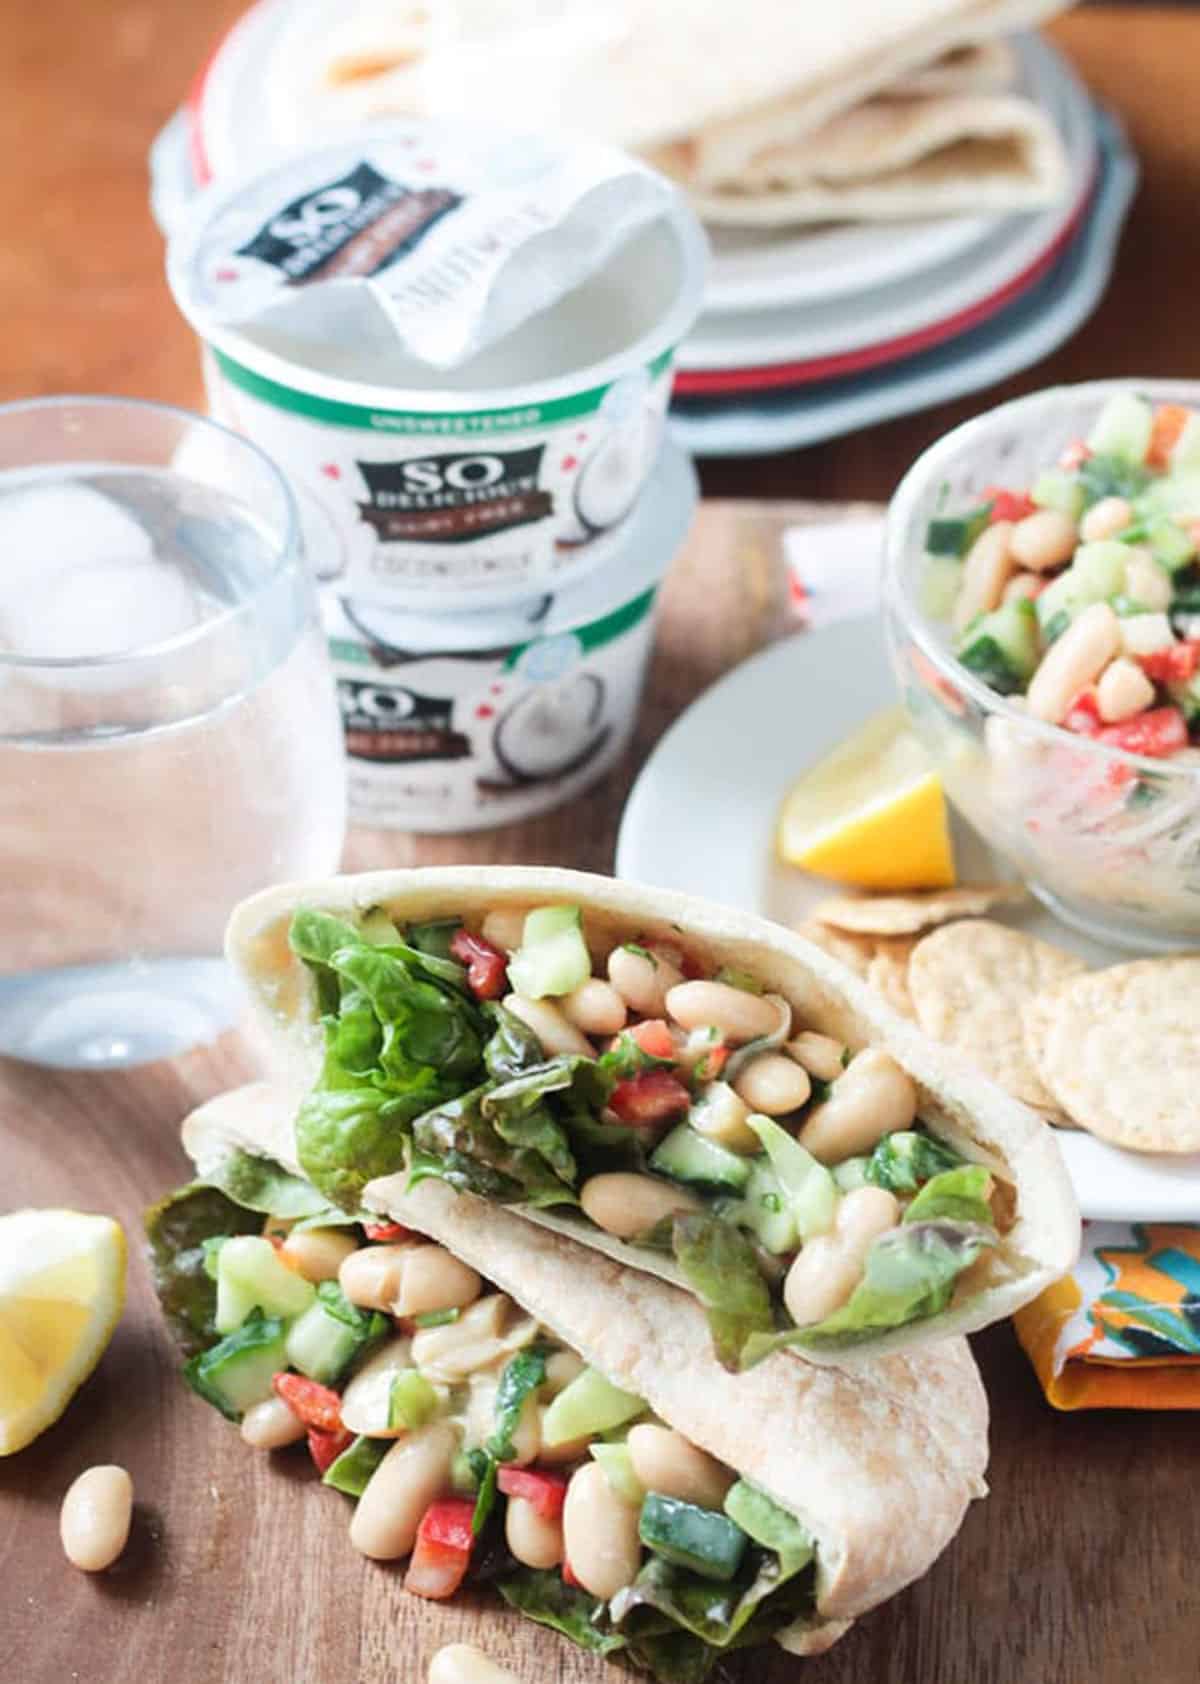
[669,108,1136,456]
[616,621,1200,1222]
[685,35,1093,360]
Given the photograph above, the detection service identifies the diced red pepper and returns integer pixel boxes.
[1147,403,1192,470]
[1139,641,1200,684]
[405,1499,476,1601]
[272,1372,344,1433]
[1063,688,1102,736]
[363,1220,415,1243]
[306,1425,353,1474]
[984,486,1037,523]
[1097,706,1189,758]
[1059,438,1091,471]
[449,928,508,1000]
[609,1069,692,1126]
[497,1466,568,1520]
[631,1019,676,1061]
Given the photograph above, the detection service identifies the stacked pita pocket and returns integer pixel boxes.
[182,1080,989,1645]
[265,0,1073,223]
[225,865,1079,1368]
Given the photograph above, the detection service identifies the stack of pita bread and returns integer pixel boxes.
[267,0,1075,226]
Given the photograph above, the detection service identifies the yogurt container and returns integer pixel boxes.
[324,436,696,831]
[167,123,706,611]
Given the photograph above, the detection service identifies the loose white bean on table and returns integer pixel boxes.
[607,946,683,1016]
[664,980,785,1043]
[560,977,627,1037]
[392,1245,482,1318]
[1026,601,1121,723]
[429,1644,520,1684]
[626,1425,733,1511]
[797,1049,917,1163]
[60,1464,133,1572]
[786,1031,845,1083]
[953,520,1014,631]
[503,993,595,1058]
[732,1052,811,1116]
[279,1225,358,1283]
[240,1394,305,1450]
[563,1462,642,1600]
[580,1172,701,1239]
[480,908,528,952]
[1009,507,1077,571]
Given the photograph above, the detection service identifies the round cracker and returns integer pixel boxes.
[812,883,1028,937]
[907,920,1086,1109]
[1022,957,1200,1152]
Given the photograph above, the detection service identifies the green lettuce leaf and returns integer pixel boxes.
[482,1002,546,1079]
[671,1213,775,1370]
[488,1346,549,1462]
[496,1568,626,1658]
[865,1129,964,1193]
[200,1148,343,1223]
[744,1219,996,1361]
[295,1076,412,1214]
[411,1087,577,1209]
[903,1164,996,1227]
[144,1183,261,1358]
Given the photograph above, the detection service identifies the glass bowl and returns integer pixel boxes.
[883,378,1200,953]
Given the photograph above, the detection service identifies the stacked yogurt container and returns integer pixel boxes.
[165,121,706,830]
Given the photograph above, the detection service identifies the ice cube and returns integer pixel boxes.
[0,558,201,662]
[0,479,154,598]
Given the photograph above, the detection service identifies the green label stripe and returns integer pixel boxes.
[212,346,675,434]
[504,584,658,668]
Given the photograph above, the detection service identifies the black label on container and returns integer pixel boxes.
[337,676,471,764]
[356,446,551,544]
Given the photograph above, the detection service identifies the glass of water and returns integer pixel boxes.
[0,395,347,1068]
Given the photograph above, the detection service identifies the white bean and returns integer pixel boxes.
[689,1080,759,1153]
[607,946,683,1016]
[1009,508,1078,572]
[560,977,627,1037]
[626,1425,733,1511]
[1096,657,1156,724]
[535,1410,592,1466]
[543,1350,585,1396]
[503,993,594,1058]
[279,1225,358,1284]
[1001,571,1045,605]
[340,1336,415,1437]
[1080,495,1132,543]
[349,1421,457,1560]
[1025,602,1121,724]
[797,1049,917,1164]
[952,520,1014,631]
[580,1173,702,1240]
[60,1465,133,1572]
[786,1032,845,1084]
[562,1462,642,1600]
[240,1394,305,1450]
[1123,548,1174,611]
[429,1644,519,1684]
[338,1243,410,1312]
[733,1053,811,1116]
[480,908,528,952]
[665,981,785,1044]
[505,1495,564,1569]
[783,1187,901,1326]
[392,1245,482,1319]
[412,1295,536,1382]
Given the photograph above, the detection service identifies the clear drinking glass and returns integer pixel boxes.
[0,396,347,1067]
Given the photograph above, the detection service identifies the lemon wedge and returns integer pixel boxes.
[0,1209,126,1455]
[777,708,956,889]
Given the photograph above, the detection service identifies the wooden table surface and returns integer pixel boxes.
[4,5,1200,1683]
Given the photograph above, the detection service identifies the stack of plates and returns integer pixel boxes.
[671,36,1138,455]
[164,16,1137,459]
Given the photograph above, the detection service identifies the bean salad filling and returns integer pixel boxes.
[926,390,1200,760]
[146,1189,818,1684]
[276,899,1011,1368]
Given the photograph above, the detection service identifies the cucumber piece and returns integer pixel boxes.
[1031,469,1086,519]
[450,1448,483,1496]
[1078,452,1152,509]
[541,1366,644,1448]
[1087,391,1154,464]
[639,1494,748,1582]
[832,1156,870,1193]
[920,554,964,620]
[1169,412,1200,471]
[285,1283,387,1386]
[712,966,763,995]
[957,597,1040,695]
[215,1235,315,1334]
[590,1441,646,1506]
[724,1481,815,1569]
[650,1124,753,1193]
[360,907,402,946]
[1139,469,1200,522]
[1146,517,1197,573]
[925,504,991,558]
[323,1435,388,1498]
[745,1114,837,1241]
[389,1369,439,1432]
[1168,671,1200,721]
[406,917,461,961]
[184,1308,287,1421]
[506,905,591,999]
[720,1162,799,1256]
[1075,540,1131,597]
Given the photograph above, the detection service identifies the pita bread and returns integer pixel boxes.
[182,1081,988,1629]
[224,865,1079,1366]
